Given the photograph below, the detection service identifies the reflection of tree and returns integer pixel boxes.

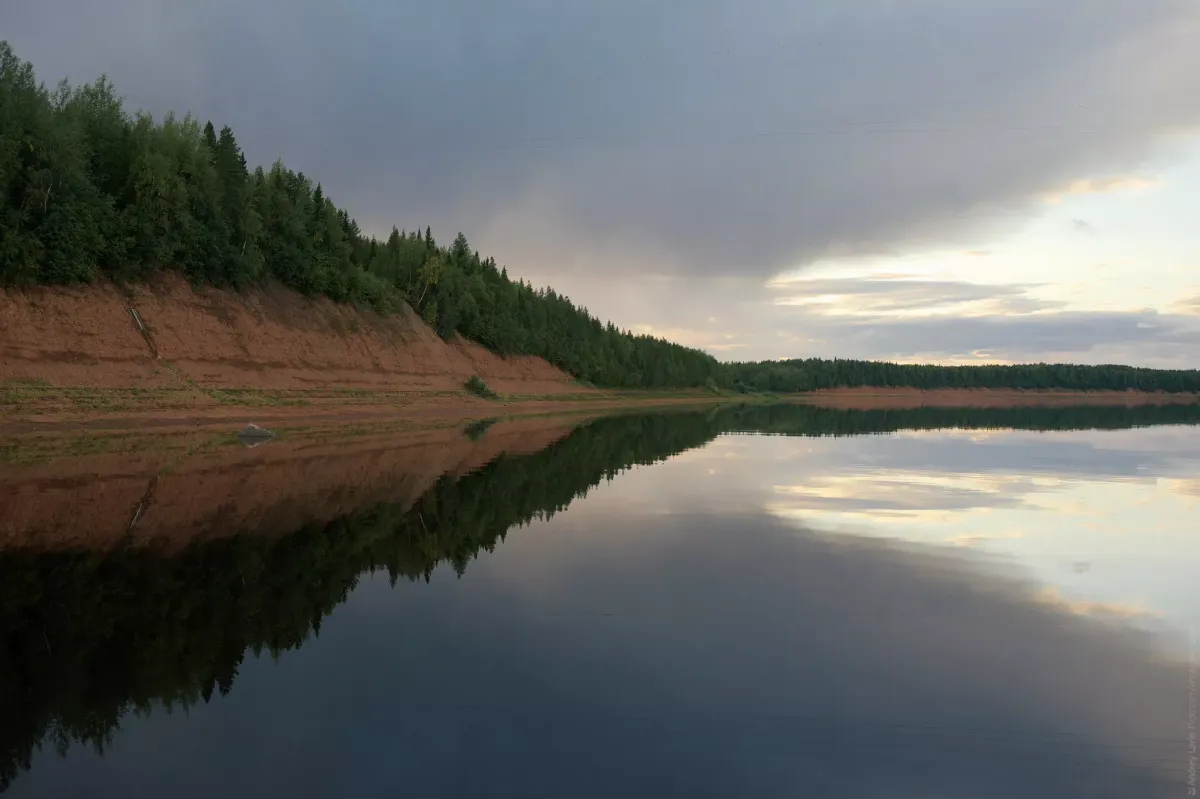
[0,412,719,789]
[2,402,1197,789]
[718,402,1200,435]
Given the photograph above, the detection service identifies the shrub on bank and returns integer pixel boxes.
[465,376,498,399]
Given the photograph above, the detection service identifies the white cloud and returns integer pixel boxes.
[769,277,1060,318]
[1041,175,1164,204]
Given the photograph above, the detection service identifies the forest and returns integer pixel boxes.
[3,400,1200,788]
[5,41,1200,394]
[0,43,721,389]
[727,358,1200,394]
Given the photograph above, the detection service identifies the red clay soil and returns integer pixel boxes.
[0,417,579,553]
[796,387,1200,409]
[0,274,581,395]
[6,276,1194,433]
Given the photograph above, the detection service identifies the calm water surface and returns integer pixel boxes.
[2,405,1198,798]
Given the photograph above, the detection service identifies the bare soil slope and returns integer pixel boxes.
[0,275,581,395]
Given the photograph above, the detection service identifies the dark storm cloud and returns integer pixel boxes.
[3,0,1199,279]
[802,308,1200,361]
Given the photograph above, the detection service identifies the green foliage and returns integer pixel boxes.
[727,358,1200,394]
[464,375,498,399]
[463,418,497,440]
[0,43,723,389]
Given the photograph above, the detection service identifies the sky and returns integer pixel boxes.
[4,0,1200,365]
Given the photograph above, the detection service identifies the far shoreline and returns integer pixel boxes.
[4,384,1200,440]
[792,386,1200,410]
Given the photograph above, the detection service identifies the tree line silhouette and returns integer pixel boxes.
[4,42,1199,393]
[727,358,1200,394]
[4,402,1200,789]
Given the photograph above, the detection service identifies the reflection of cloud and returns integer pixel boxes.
[476,513,1182,796]
[844,431,1200,482]
[772,474,1041,516]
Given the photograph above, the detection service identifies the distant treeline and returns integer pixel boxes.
[0,43,721,389]
[727,358,1200,394]
[4,402,1200,787]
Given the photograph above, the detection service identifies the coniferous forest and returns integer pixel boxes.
[726,358,1200,394]
[0,43,722,389]
[4,41,1200,393]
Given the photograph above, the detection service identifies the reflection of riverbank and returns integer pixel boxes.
[0,418,577,552]
[0,386,725,438]
[0,409,735,791]
[8,401,1200,553]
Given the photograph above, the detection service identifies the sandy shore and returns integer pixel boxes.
[0,385,726,437]
[6,384,1199,438]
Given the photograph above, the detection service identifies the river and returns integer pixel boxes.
[2,404,1197,798]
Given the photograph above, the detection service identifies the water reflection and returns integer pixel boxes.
[2,403,1197,797]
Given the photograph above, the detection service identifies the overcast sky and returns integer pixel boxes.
[5,0,1200,365]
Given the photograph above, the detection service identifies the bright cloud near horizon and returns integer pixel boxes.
[4,0,1200,366]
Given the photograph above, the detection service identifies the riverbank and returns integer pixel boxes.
[6,277,1199,438]
[6,381,1199,441]
[2,275,738,437]
[0,383,726,437]
[1,416,589,551]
